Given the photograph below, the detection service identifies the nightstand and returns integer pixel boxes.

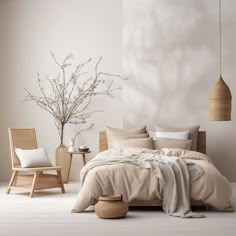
[65,150,91,183]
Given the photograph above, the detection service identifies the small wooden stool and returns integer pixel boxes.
[95,195,129,219]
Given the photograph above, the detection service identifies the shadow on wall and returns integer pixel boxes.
[123,0,218,128]
[122,0,236,181]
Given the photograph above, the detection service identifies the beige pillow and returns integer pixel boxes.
[110,133,149,146]
[106,126,146,148]
[112,137,153,149]
[126,133,149,139]
[153,138,192,150]
[147,130,156,138]
[155,125,200,151]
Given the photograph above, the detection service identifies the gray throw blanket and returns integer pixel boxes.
[80,149,205,218]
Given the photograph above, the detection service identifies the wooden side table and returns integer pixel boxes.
[65,150,91,183]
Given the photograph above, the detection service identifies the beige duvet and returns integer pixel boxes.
[72,148,233,213]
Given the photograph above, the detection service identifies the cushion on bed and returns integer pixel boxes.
[110,133,149,147]
[155,131,189,140]
[153,138,192,150]
[106,126,147,148]
[112,137,153,149]
[155,125,200,151]
[111,133,149,141]
[125,133,149,139]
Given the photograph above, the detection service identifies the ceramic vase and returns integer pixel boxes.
[68,138,76,152]
[55,145,70,183]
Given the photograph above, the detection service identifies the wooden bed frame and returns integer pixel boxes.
[99,130,206,207]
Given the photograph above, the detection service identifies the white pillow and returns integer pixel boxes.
[155,131,189,140]
[15,148,52,168]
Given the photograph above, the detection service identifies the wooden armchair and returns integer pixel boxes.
[6,128,65,197]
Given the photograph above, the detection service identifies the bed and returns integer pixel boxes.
[72,130,233,215]
[99,131,206,207]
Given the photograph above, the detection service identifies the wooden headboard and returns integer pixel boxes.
[99,131,206,154]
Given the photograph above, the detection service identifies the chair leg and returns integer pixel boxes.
[30,171,40,198]
[57,170,65,193]
[6,171,17,194]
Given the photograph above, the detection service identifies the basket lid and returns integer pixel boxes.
[99,195,122,201]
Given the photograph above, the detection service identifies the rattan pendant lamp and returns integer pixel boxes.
[209,0,232,121]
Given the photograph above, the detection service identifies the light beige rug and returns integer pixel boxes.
[0,182,236,236]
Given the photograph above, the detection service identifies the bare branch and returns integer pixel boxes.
[50,51,62,69]
[74,123,94,140]
[24,52,129,145]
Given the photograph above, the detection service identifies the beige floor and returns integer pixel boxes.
[0,182,236,236]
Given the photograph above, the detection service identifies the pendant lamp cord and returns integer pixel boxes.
[219,0,222,75]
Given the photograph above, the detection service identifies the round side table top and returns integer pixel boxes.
[67,150,91,154]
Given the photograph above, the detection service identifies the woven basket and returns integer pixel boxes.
[95,195,129,219]
[209,76,232,121]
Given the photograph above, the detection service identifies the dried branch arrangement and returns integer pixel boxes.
[25,52,128,146]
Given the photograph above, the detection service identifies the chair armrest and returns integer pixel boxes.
[13,166,62,171]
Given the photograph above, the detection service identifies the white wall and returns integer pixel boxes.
[1,0,236,183]
[0,0,123,181]
[123,0,236,181]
